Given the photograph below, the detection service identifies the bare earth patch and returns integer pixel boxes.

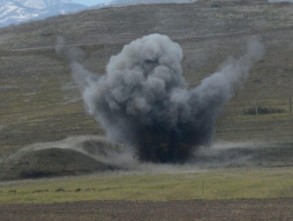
[0,199,292,221]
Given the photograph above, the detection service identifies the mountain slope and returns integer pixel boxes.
[0,0,293,156]
[109,0,197,6]
[0,0,86,27]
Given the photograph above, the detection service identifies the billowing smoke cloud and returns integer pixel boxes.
[57,34,264,163]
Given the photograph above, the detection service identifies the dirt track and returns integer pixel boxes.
[0,199,292,221]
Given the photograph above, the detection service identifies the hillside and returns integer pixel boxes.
[0,0,86,27]
[0,0,293,157]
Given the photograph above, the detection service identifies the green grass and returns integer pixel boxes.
[0,167,292,204]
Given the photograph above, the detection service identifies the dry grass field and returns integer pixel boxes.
[0,167,292,220]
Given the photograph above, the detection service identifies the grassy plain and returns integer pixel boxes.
[0,167,292,204]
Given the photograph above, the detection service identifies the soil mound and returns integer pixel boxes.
[0,147,117,181]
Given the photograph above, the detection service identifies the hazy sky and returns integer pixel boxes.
[72,0,112,6]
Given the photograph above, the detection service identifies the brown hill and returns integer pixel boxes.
[0,0,293,157]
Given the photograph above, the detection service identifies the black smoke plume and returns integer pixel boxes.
[57,34,264,163]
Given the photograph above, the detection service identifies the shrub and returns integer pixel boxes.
[244,106,286,115]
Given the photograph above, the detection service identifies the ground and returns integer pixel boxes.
[1,199,292,221]
[0,167,292,220]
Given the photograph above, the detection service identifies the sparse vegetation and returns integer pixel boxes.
[244,106,286,115]
[0,167,292,204]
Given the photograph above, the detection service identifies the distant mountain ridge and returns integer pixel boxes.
[0,0,86,27]
[0,0,208,28]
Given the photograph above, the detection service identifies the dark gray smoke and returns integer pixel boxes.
[57,34,264,163]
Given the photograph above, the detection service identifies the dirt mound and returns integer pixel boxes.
[0,147,118,181]
[1,135,292,181]
[0,136,136,181]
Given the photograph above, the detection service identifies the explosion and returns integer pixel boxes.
[57,34,264,163]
